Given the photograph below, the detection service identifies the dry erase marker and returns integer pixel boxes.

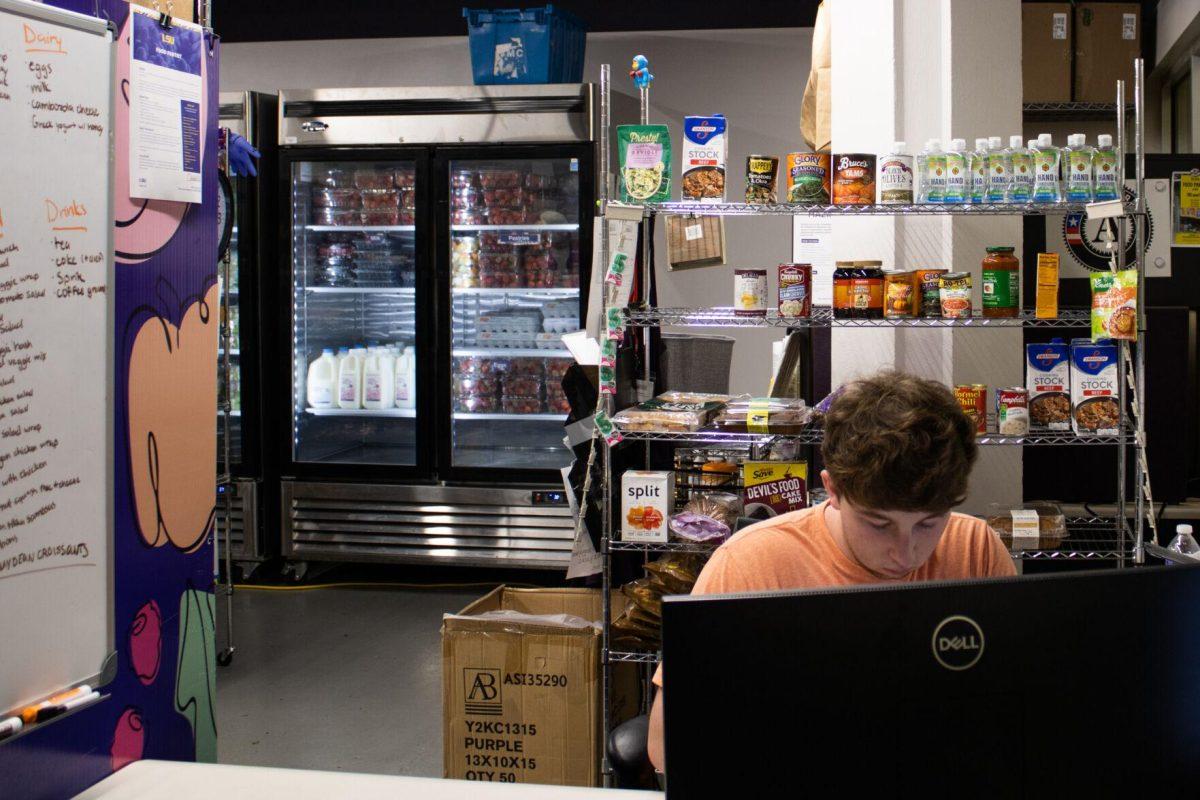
[19,685,92,724]
[0,716,22,740]
[35,691,100,723]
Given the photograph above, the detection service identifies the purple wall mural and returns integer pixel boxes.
[0,2,220,796]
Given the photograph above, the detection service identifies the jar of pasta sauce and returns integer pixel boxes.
[982,245,1020,318]
[833,261,884,319]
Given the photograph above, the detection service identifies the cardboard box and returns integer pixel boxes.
[741,461,808,518]
[1075,3,1140,102]
[1023,3,1073,103]
[129,0,196,24]
[666,215,726,270]
[443,587,634,787]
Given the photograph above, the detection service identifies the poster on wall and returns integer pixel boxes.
[128,6,202,202]
[1172,171,1200,247]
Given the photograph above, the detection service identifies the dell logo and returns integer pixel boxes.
[931,615,985,671]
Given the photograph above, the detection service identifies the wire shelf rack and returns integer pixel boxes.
[613,428,1133,447]
[606,649,660,664]
[1011,517,1132,561]
[625,307,1093,329]
[609,540,721,554]
[1022,102,1134,121]
[644,201,1111,217]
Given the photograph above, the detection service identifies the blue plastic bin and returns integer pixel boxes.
[463,5,587,85]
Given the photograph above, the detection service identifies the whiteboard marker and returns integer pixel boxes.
[35,691,100,723]
[0,716,22,741]
[19,685,92,724]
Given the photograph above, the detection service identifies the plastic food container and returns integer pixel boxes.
[612,392,730,432]
[544,358,572,381]
[483,187,524,206]
[393,170,416,189]
[506,358,545,379]
[455,394,500,413]
[542,317,576,334]
[479,250,518,271]
[452,208,485,226]
[546,390,572,414]
[455,356,507,376]
[317,241,355,258]
[533,332,562,349]
[398,209,415,225]
[360,189,400,209]
[312,207,359,226]
[501,376,542,396]
[360,209,402,226]
[985,502,1068,550]
[501,395,544,414]
[311,188,361,208]
[450,169,477,189]
[353,170,394,190]
[451,186,481,209]
[479,269,521,288]
[315,168,354,188]
[477,168,522,189]
[713,397,813,434]
[454,374,499,396]
[525,173,553,189]
[485,207,527,225]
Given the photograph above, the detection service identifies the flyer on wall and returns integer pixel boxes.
[129,6,203,203]
[1172,171,1200,247]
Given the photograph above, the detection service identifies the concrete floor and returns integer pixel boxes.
[215,584,481,776]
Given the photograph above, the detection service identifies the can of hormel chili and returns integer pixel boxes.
[778,263,812,318]
[955,384,987,436]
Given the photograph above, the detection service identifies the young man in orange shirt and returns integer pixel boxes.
[646,371,1016,772]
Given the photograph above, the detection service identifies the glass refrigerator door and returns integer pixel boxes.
[217,183,242,472]
[448,157,581,471]
[291,160,418,466]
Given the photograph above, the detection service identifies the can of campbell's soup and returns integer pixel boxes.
[995,387,1030,436]
[955,384,987,435]
[778,263,812,318]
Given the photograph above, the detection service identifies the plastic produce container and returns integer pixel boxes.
[463,5,587,85]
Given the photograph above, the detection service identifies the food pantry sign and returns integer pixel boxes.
[128,7,202,203]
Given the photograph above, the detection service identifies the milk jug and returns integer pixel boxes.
[362,349,396,410]
[394,347,416,410]
[306,348,337,409]
[338,348,364,409]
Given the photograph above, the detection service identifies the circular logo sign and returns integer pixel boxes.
[931,615,985,671]
[1062,186,1153,273]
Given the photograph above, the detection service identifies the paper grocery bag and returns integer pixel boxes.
[801,2,830,151]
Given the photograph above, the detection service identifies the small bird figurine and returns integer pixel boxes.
[629,55,654,89]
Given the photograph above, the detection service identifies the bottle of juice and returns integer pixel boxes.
[1093,134,1119,201]
[969,138,988,204]
[1064,133,1094,203]
[1006,135,1033,203]
[1032,133,1062,203]
[925,139,947,203]
[943,138,967,203]
[985,136,1010,203]
[306,348,337,409]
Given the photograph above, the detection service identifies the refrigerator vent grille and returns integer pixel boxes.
[284,482,574,569]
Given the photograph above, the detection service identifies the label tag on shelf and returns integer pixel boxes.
[600,337,617,368]
[600,365,617,395]
[605,307,626,343]
[1052,12,1067,40]
[685,222,704,241]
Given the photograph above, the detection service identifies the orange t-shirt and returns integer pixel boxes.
[653,502,1015,686]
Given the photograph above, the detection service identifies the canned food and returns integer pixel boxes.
[745,155,780,204]
[955,384,988,435]
[778,263,812,318]
[734,269,768,317]
[939,271,973,319]
[916,268,948,317]
[785,152,831,204]
[832,262,884,319]
[832,154,877,205]
[996,387,1030,435]
[883,270,916,318]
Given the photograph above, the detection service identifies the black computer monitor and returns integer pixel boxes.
[661,565,1200,797]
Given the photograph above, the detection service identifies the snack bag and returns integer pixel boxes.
[618,125,671,203]
[1090,269,1138,341]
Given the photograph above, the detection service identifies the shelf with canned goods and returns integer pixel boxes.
[624,307,1094,329]
[612,427,1133,447]
[642,201,1130,217]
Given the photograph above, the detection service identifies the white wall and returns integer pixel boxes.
[221,28,813,395]
[1158,0,1200,67]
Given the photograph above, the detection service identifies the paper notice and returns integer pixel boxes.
[793,217,834,306]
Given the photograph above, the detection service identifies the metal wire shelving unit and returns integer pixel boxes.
[589,60,1152,784]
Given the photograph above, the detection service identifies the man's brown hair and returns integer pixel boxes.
[821,371,978,512]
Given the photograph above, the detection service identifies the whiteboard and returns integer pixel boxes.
[0,0,114,717]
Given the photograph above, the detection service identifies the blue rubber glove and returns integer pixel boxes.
[228,131,261,178]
